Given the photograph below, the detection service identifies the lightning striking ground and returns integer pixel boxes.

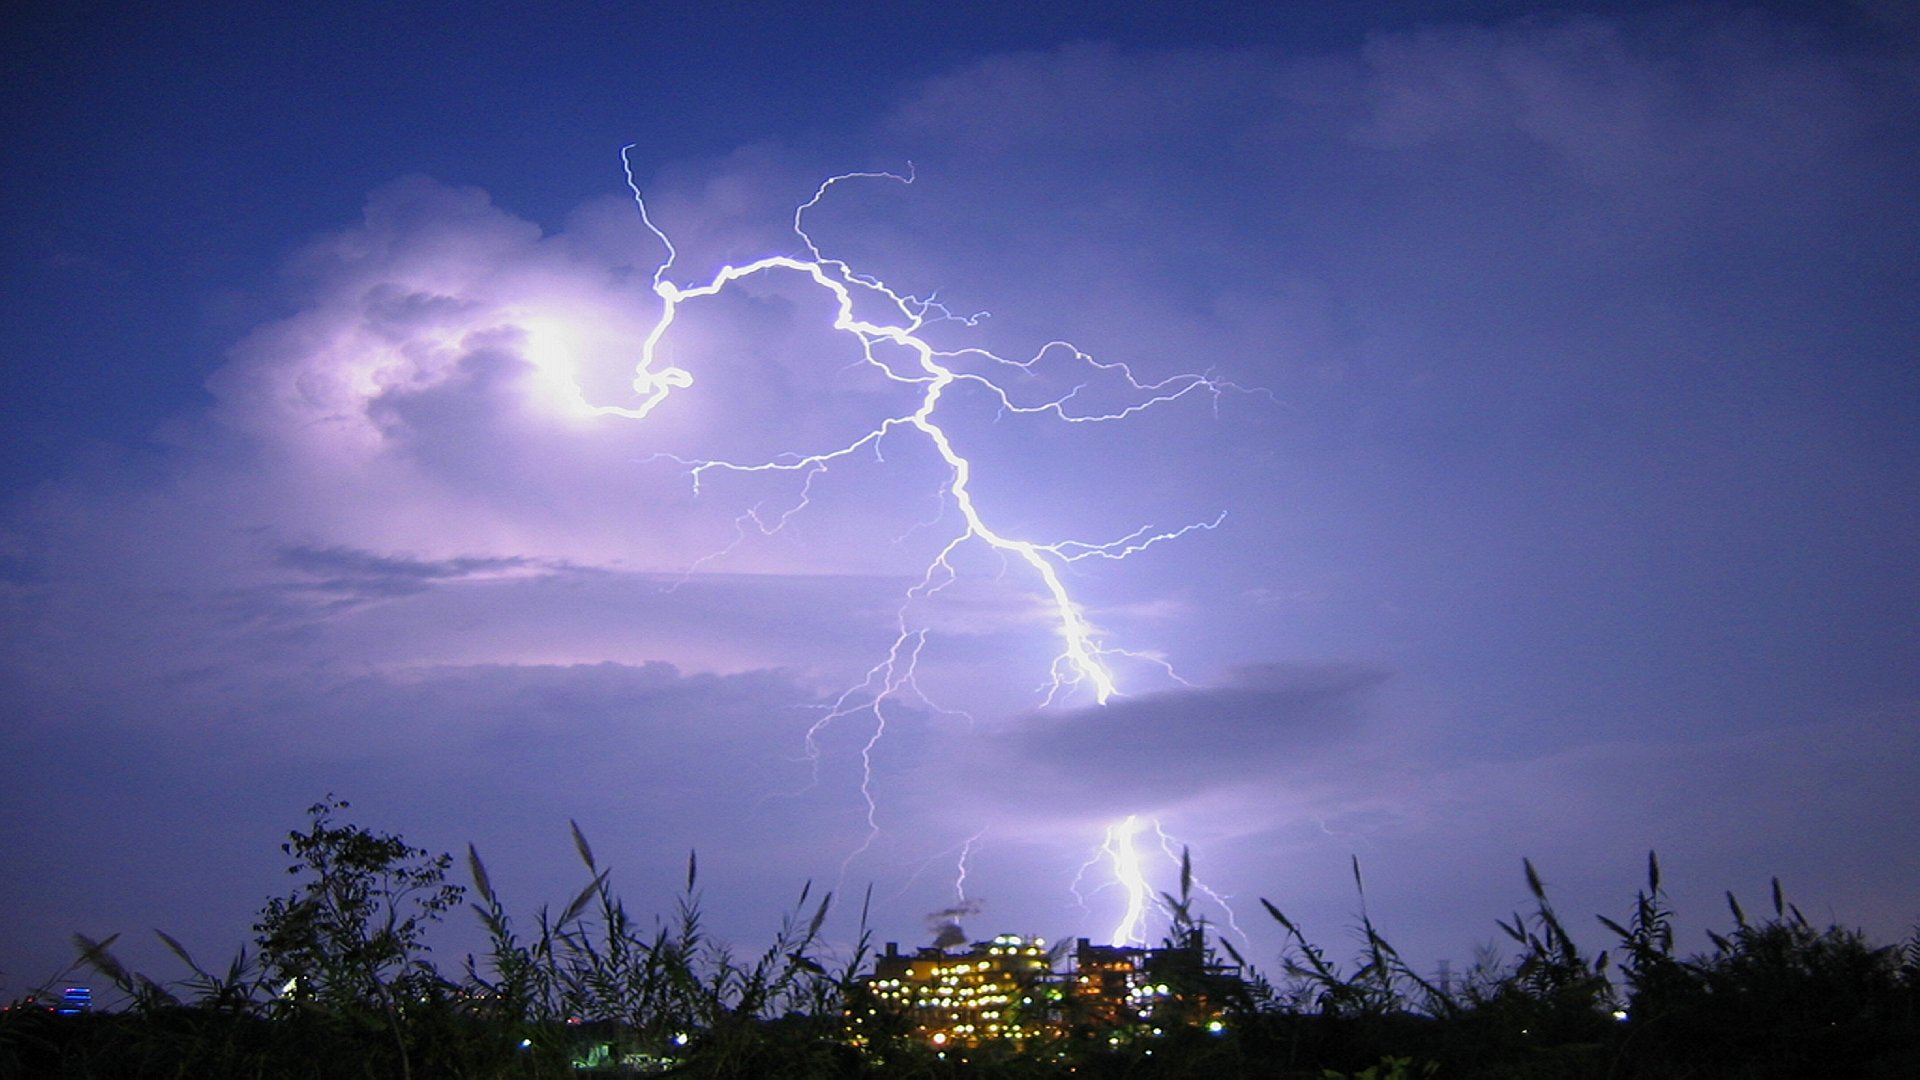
[1069,815,1152,946]
[1071,815,1247,947]
[584,150,1245,858]
[1104,815,1152,946]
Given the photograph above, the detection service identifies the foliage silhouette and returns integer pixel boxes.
[253,795,465,1078]
[9,804,1916,1078]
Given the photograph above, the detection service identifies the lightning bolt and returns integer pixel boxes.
[1070,816,1246,948]
[1070,814,1152,946]
[953,829,983,903]
[579,149,1248,861]
[885,827,987,906]
[1104,815,1152,946]
[1150,820,1248,943]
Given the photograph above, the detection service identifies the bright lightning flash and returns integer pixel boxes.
[580,150,1244,853]
[1072,815,1245,948]
[1088,815,1152,946]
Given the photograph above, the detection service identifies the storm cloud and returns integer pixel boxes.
[3,4,1915,991]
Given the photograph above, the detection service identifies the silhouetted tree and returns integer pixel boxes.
[253,796,463,1079]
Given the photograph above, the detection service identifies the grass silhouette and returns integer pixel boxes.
[5,802,1915,1078]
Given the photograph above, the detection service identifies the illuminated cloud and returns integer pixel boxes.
[2,4,1915,990]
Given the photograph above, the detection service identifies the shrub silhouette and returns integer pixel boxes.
[11,804,1915,1079]
[1603,856,1917,1078]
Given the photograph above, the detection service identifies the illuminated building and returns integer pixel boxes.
[851,930,1244,1051]
[1063,932,1239,1036]
[1066,939,1149,1028]
[852,935,1055,1050]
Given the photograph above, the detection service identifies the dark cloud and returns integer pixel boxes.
[953,664,1388,815]
[275,544,549,601]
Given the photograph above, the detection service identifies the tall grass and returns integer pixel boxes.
[463,824,868,1075]
[8,803,1916,1079]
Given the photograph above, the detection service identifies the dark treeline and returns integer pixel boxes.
[3,797,1916,1078]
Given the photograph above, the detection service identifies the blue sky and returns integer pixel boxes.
[4,1,1917,996]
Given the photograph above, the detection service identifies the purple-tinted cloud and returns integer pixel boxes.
[961,664,1390,815]
[3,5,1916,995]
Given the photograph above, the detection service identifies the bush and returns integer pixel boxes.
[34,806,1917,1078]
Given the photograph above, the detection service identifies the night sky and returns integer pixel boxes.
[5,2,1917,994]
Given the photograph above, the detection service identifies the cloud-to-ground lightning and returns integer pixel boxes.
[953,829,984,903]
[574,149,1247,857]
[888,827,989,936]
[1070,815,1152,945]
[1104,815,1152,946]
[1071,816,1247,947]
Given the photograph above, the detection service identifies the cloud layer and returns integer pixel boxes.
[4,6,1916,990]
